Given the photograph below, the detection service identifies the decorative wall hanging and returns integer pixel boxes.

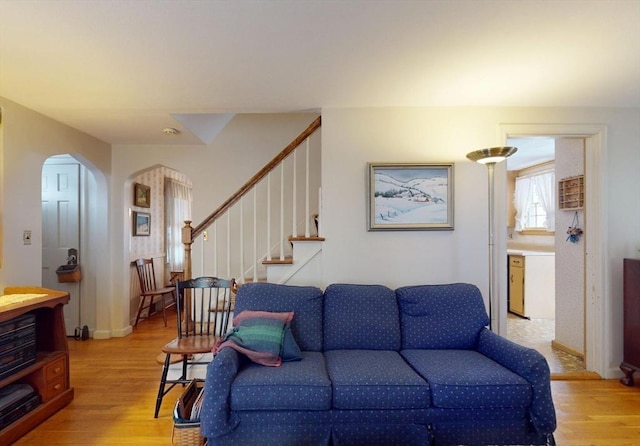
[133,211,151,236]
[367,163,454,231]
[558,175,584,210]
[566,211,583,243]
[134,182,151,208]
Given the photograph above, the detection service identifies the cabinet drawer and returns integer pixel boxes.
[45,357,66,382]
[43,376,67,401]
[509,256,524,267]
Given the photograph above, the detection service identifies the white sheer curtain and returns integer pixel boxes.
[531,171,555,231]
[165,178,192,272]
[513,176,532,232]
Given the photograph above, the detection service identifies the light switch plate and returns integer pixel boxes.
[23,230,32,245]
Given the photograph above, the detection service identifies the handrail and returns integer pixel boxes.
[181,116,321,283]
[191,116,321,239]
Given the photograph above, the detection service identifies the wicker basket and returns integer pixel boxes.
[171,421,205,446]
[172,380,205,446]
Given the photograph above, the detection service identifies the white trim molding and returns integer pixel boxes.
[498,123,609,378]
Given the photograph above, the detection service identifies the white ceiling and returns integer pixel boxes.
[506,138,555,171]
[1,0,638,145]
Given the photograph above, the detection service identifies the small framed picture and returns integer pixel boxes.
[133,211,151,236]
[134,183,151,208]
[368,162,454,231]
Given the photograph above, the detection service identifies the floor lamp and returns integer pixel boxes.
[466,147,517,331]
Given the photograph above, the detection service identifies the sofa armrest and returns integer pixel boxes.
[200,347,241,438]
[476,328,556,435]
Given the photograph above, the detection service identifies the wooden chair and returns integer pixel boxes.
[154,276,235,418]
[133,258,176,327]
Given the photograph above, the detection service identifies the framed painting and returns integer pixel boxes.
[133,211,151,236]
[134,183,151,208]
[367,162,454,231]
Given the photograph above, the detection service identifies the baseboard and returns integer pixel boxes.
[92,325,133,339]
[551,371,601,380]
[551,340,584,359]
[92,329,112,340]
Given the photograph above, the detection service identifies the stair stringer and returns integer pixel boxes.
[266,239,323,288]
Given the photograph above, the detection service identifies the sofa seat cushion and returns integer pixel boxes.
[230,351,331,411]
[401,349,532,409]
[325,350,430,410]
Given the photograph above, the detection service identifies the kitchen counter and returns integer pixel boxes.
[507,249,555,256]
[508,251,555,319]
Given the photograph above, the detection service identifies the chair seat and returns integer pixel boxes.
[142,285,175,297]
[162,335,221,355]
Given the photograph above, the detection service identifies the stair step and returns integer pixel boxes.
[262,256,293,265]
[289,236,325,242]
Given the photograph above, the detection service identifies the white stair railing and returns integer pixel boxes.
[181,117,321,284]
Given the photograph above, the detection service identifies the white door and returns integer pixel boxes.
[42,162,81,336]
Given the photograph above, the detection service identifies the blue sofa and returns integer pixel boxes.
[200,282,556,446]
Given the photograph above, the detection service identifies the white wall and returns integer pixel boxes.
[554,138,585,354]
[321,106,640,378]
[0,97,111,338]
[109,113,319,335]
[2,100,638,378]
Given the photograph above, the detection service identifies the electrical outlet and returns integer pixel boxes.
[23,230,32,245]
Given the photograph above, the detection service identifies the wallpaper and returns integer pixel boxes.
[129,167,192,261]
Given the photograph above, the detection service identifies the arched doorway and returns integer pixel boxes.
[42,154,107,337]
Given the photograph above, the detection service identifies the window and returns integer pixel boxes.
[513,170,555,232]
[525,183,547,228]
[165,178,192,271]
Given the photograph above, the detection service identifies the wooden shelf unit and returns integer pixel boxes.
[558,175,584,210]
[620,258,640,386]
[0,287,74,445]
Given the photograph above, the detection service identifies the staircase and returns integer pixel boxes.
[181,117,323,286]
[263,235,325,285]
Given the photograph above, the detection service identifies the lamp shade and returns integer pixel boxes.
[466,147,518,164]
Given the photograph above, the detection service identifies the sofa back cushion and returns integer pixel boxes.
[234,282,324,351]
[396,283,489,349]
[323,284,400,351]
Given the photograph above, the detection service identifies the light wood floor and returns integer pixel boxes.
[12,310,640,445]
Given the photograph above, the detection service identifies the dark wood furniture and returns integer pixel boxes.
[620,258,640,386]
[155,276,234,418]
[0,287,74,444]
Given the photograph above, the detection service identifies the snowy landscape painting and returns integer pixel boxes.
[368,163,454,230]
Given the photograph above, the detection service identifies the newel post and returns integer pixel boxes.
[182,220,193,281]
[181,220,194,326]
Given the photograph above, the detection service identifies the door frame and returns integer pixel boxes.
[40,153,109,338]
[498,124,607,377]
[42,157,81,335]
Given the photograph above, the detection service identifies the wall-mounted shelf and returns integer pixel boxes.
[558,175,584,210]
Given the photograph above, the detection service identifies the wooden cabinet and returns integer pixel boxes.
[0,287,74,445]
[620,258,640,386]
[509,256,525,316]
[508,252,555,319]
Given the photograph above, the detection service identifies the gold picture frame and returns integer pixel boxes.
[134,183,151,208]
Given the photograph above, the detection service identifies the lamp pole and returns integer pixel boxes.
[466,147,517,332]
[487,161,496,331]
